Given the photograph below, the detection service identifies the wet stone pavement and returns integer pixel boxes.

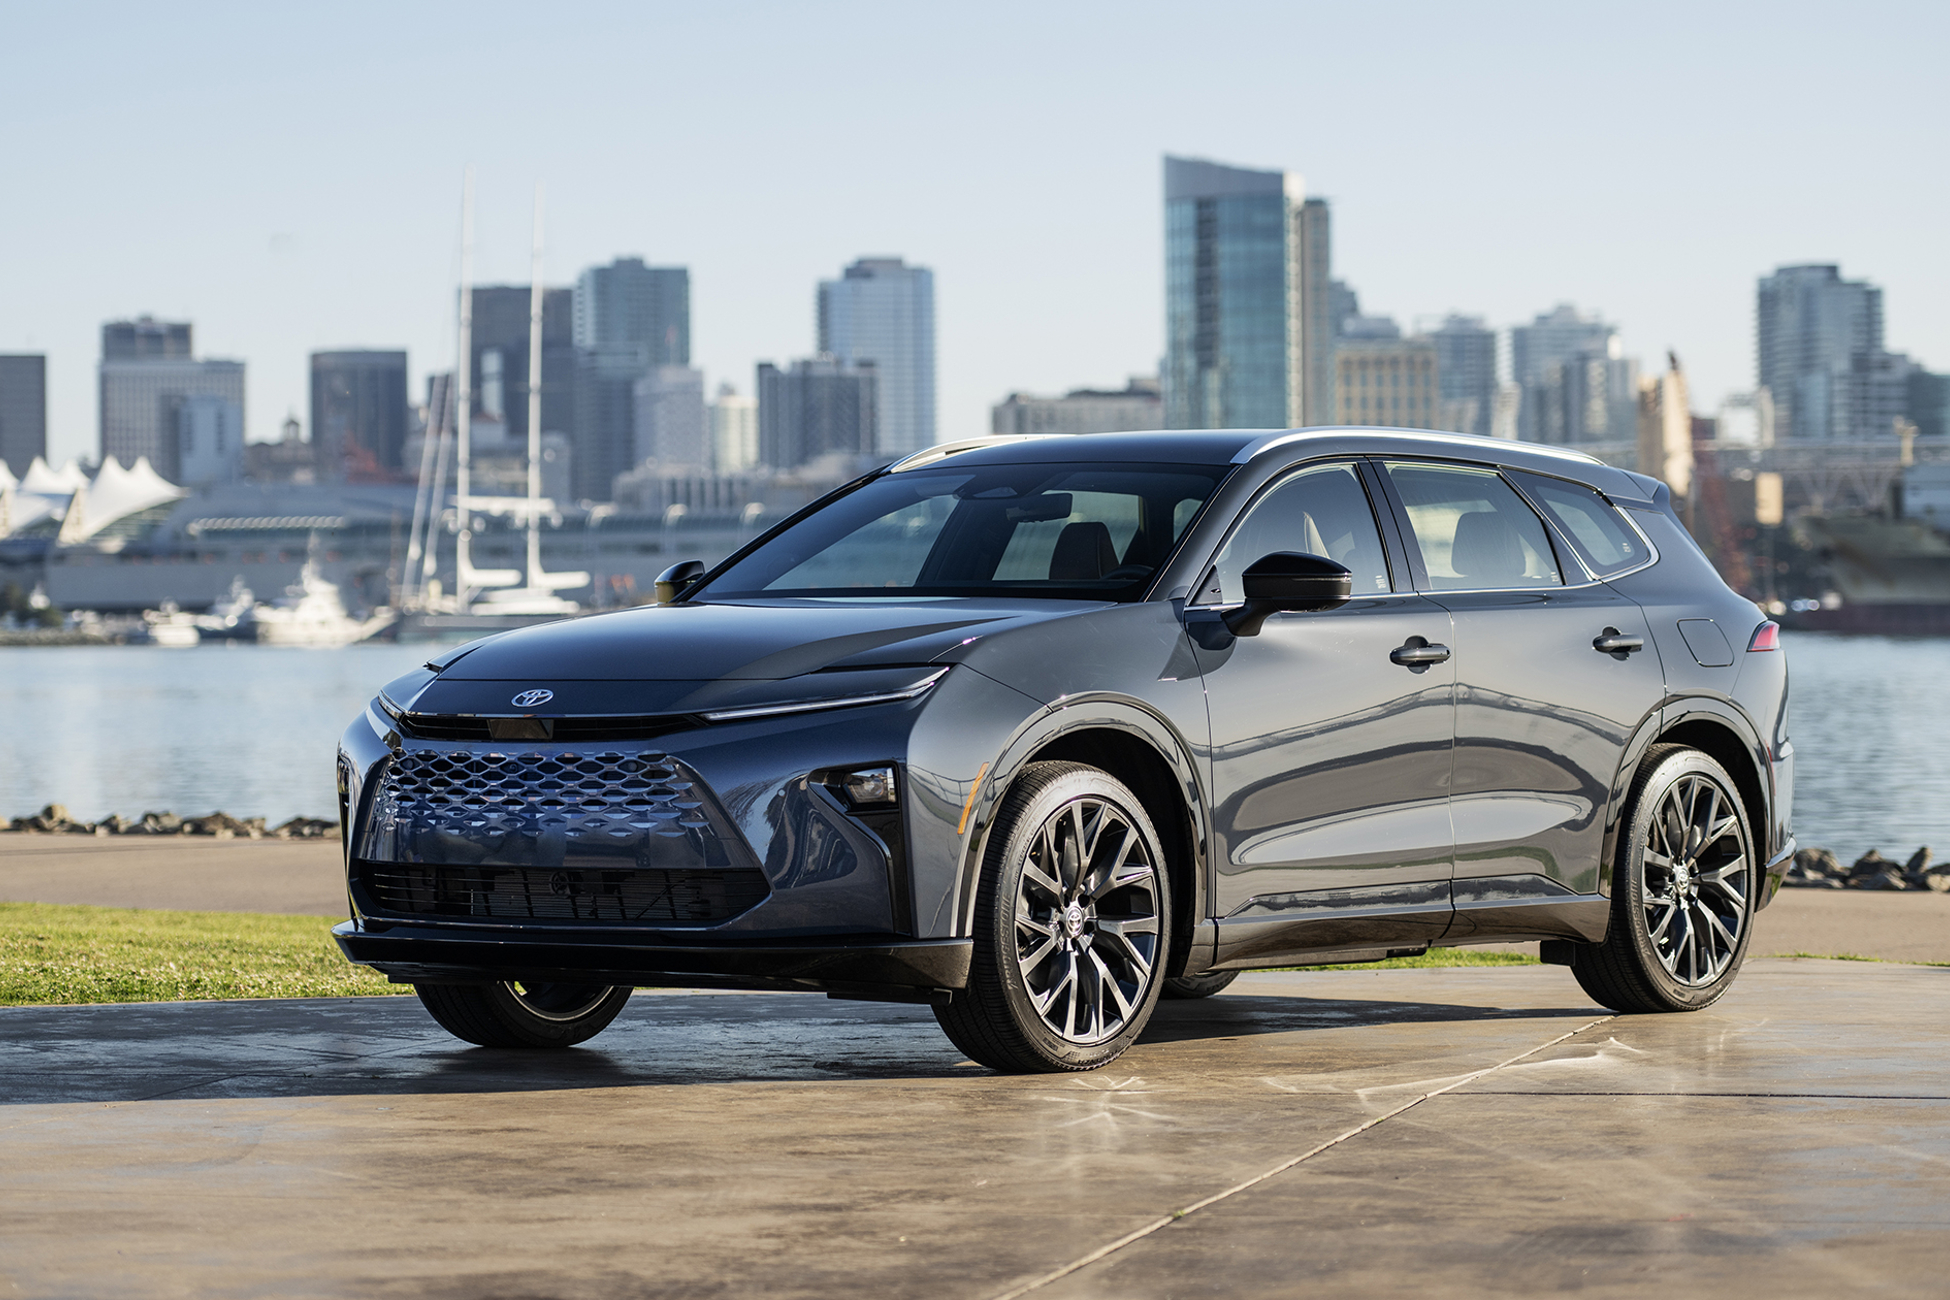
[1,959,1946,1298]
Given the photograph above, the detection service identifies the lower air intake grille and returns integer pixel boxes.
[360,862,770,925]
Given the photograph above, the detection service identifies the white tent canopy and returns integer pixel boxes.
[57,457,186,543]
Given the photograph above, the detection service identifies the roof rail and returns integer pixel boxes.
[887,435,1060,473]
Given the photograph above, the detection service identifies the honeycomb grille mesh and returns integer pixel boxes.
[357,748,767,924]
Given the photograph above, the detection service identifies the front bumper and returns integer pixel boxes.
[333,919,972,1000]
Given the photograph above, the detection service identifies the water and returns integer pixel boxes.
[1,634,1943,860]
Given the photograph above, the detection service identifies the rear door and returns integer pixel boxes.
[1375,460,1664,941]
[1188,459,1456,966]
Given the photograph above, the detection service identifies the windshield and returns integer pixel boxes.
[698,461,1230,601]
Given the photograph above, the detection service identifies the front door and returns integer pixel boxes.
[1190,460,1456,966]
[1377,459,1666,942]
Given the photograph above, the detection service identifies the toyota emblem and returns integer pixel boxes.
[511,689,554,708]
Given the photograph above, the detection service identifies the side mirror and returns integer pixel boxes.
[1222,552,1352,636]
[655,560,706,605]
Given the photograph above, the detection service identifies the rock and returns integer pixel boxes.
[1794,847,1842,879]
[1854,869,1911,891]
[270,816,339,840]
[1904,846,1933,874]
[1926,873,1950,894]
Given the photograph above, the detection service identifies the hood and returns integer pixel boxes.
[391,598,1098,717]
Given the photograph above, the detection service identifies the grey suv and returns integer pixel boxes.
[335,428,1793,1072]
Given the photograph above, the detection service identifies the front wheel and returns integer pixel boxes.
[934,762,1171,1073]
[415,980,633,1048]
[1571,744,1757,1013]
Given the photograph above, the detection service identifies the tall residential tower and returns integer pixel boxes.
[818,257,935,458]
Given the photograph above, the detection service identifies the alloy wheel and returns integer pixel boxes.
[1013,796,1162,1045]
[1641,773,1750,986]
[501,981,619,1022]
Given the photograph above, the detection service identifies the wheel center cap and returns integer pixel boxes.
[1062,902,1086,938]
[1673,860,1693,893]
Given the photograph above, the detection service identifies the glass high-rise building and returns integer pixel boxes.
[817,258,935,458]
[1430,316,1498,438]
[98,318,244,480]
[575,257,690,365]
[756,357,877,470]
[1163,156,1333,430]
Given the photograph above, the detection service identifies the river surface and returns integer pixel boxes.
[1,633,1942,861]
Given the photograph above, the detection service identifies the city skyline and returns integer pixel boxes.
[4,3,1946,463]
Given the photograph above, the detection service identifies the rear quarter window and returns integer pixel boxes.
[1507,470,1647,577]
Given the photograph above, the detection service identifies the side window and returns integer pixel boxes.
[1208,462,1392,604]
[1382,461,1562,590]
[1506,470,1645,577]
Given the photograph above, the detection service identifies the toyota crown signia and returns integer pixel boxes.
[333,428,1793,1072]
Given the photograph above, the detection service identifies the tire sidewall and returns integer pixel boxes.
[982,766,1172,1070]
[1618,750,1756,1009]
[486,982,633,1047]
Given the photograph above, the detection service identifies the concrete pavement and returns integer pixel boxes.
[2,959,1946,1297]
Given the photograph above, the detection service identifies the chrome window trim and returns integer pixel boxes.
[1185,456,1398,607]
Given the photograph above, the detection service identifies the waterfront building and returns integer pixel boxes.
[1429,316,1498,438]
[243,415,315,485]
[174,393,244,486]
[1909,369,1950,441]
[1756,264,1887,441]
[817,257,935,457]
[571,343,650,502]
[0,354,47,479]
[990,377,1163,436]
[1335,337,1439,430]
[99,318,244,480]
[711,384,759,474]
[470,286,575,439]
[310,350,408,482]
[634,365,709,473]
[575,257,690,364]
[756,357,877,470]
[1163,155,1334,430]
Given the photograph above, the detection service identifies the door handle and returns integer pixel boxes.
[1593,627,1644,657]
[1389,637,1451,669]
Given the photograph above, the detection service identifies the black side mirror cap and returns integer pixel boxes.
[1222,552,1353,636]
[655,560,707,605]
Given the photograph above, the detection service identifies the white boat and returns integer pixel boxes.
[195,575,258,642]
[139,599,201,648]
[253,561,394,647]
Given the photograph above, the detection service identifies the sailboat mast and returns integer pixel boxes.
[526,185,545,590]
[454,165,476,607]
[402,371,443,607]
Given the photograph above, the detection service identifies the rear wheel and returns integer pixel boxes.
[1571,744,1756,1013]
[1163,970,1239,1000]
[934,762,1171,1072]
[415,980,633,1048]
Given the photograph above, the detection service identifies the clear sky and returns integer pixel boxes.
[3,0,1945,466]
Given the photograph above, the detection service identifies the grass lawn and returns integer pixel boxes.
[0,903,1545,1007]
[0,903,407,1006]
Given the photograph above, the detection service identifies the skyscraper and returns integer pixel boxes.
[817,258,935,457]
[175,393,244,486]
[310,350,408,481]
[575,257,690,364]
[1510,305,1631,444]
[470,286,575,439]
[1429,316,1497,438]
[1163,156,1334,431]
[757,358,877,470]
[1756,264,1886,440]
[0,354,47,479]
[98,318,244,479]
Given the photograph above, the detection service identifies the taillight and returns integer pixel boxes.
[1747,621,1780,652]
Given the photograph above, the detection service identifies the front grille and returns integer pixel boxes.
[398,714,700,743]
[360,861,770,924]
[358,748,767,927]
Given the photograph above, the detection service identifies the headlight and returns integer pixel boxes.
[700,668,948,723]
[836,766,898,808]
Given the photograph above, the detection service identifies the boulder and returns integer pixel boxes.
[1854,869,1911,891]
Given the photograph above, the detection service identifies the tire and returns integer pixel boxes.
[1570,744,1757,1014]
[934,761,1172,1073]
[415,980,633,1048]
[1163,970,1240,1000]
